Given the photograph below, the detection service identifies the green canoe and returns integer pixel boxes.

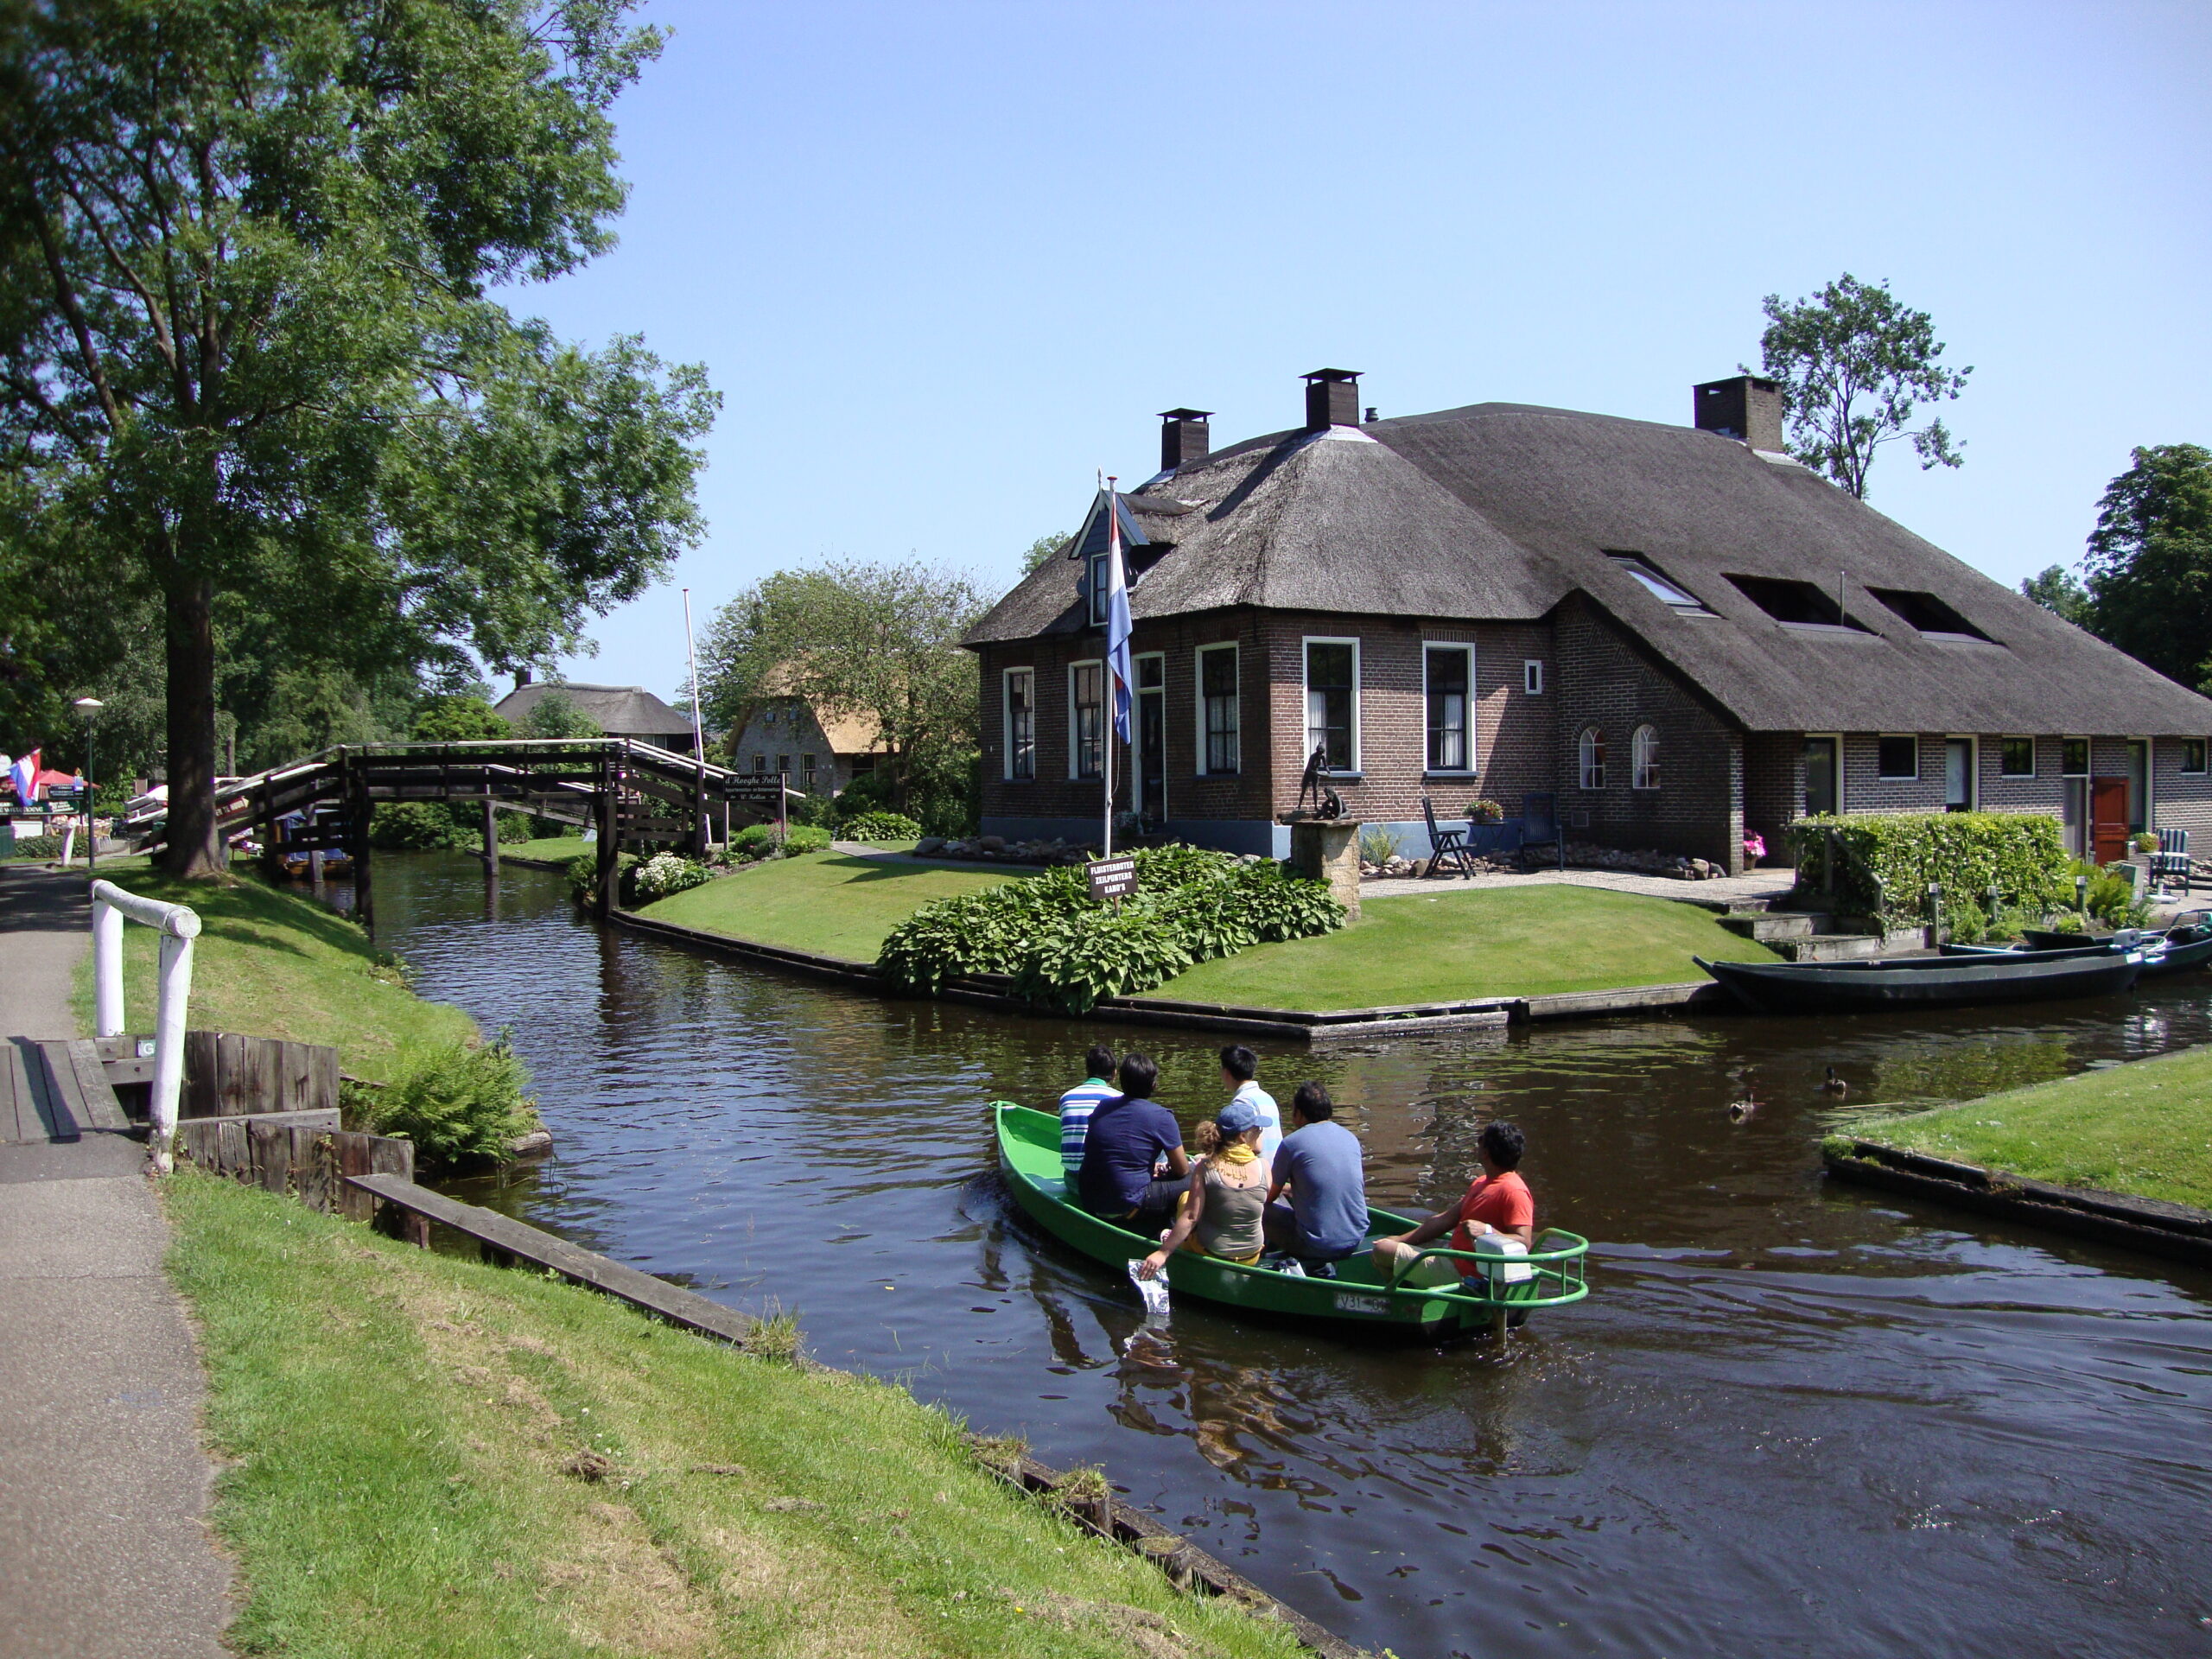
[992,1103,1590,1338]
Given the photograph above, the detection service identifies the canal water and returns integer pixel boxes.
[371,853,2210,1658]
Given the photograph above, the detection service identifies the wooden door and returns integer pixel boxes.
[2091,777,2130,865]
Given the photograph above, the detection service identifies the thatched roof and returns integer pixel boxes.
[730,664,885,756]
[494,681,694,738]
[965,401,2212,736]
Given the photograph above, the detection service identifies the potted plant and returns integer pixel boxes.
[2133,831,2159,855]
[1467,798,1504,824]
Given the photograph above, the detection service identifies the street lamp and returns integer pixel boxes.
[72,697,102,873]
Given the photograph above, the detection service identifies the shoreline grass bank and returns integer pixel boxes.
[1837,1042,2212,1211]
[164,1171,1309,1658]
[639,849,1023,963]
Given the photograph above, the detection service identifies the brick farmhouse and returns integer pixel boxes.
[963,371,2212,874]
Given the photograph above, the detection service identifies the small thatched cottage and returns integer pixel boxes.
[494,681,699,753]
[722,665,888,798]
[963,371,2212,873]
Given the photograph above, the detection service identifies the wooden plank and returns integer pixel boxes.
[346,1173,757,1346]
[1,1044,31,1145]
[250,1117,291,1195]
[61,1040,130,1132]
[22,1044,80,1141]
[182,1029,219,1120]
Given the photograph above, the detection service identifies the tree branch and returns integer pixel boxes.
[28,203,124,434]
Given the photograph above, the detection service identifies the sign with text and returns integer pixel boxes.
[1087,855,1137,902]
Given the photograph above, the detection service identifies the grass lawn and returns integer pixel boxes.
[69,859,475,1083]
[164,1172,1305,1659]
[639,850,1021,963]
[501,835,590,865]
[1842,1043,2212,1211]
[1156,884,1781,1010]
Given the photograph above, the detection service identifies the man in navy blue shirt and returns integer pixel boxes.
[1076,1052,1189,1229]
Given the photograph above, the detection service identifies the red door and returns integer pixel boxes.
[2090,777,2130,865]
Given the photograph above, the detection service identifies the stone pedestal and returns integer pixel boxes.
[1289,818,1362,921]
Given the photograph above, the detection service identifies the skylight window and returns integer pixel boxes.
[1726,574,1868,631]
[1607,553,1713,615]
[1867,588,1994,643]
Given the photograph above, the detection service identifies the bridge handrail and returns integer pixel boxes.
[88,880,199,1173]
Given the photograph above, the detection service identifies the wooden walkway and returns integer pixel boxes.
[3,1038,133,1144]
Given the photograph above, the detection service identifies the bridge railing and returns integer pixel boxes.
[90,879,200,1173]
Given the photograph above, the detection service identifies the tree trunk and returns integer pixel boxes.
[160,574,226,879]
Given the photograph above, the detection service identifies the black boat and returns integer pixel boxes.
[1694,947,2147,1014]
[1950,921,2212,979]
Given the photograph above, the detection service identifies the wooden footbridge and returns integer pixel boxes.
[214,740,783,931]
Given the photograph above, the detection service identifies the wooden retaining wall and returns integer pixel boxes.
[179,1116,414,1224]
[181,1030,341,1120]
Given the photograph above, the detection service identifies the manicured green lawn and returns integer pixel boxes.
[164,1172,1305,1659]
[639,850,1021,962]
[1155,885,1781,1009]
[70,861,475,1083]
[501,835,590,865]
[1844,1043,2212,1210]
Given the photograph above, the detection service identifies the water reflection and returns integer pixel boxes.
[365,852,2212,1659]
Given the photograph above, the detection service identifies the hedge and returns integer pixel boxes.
[1786,812,2072,924]
[876,845,1344,1014]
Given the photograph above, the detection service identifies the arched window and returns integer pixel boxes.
[1632,725,1660,790]
[1579,727,1606,790]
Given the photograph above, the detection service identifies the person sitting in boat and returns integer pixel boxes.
[1058,1043,1122,1175]
[1370,1120,1534,1287]
[1218,1045,1283,1164]
[1076,1052,1189,1228]
[1135,1099,1271,1277]
[1262,1082,1370,1274]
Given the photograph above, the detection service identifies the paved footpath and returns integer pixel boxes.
[0,867,233,1657]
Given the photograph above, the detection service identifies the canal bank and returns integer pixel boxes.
[370,849,2212,1659]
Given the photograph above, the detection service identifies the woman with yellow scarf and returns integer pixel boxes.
[1136,1099,1272,1274]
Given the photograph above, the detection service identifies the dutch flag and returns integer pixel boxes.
[1105,484,1134,745]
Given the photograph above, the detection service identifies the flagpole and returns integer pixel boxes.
[1103,476,1116,860]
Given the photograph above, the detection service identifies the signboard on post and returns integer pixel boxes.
[1087,855,1137,903]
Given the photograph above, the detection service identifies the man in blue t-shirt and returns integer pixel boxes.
[1058,1043,1122,1174]
[1266,1082,1368,1269]
[1076,1052,1189,1228]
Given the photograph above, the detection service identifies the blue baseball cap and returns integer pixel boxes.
[1217,1099,1262,1136]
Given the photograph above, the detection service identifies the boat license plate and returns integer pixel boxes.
[1333,1291,1390,1316]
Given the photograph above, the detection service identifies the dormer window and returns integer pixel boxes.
[1726,574,1869,632]
[1868,588,1995,643]
[1607,552,1713,616]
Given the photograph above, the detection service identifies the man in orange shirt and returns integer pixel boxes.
[1371,1121,1534,1285]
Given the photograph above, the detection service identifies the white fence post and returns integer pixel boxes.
[86,880,201,1173]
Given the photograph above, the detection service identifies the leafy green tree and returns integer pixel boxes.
[410,694,514,744]
[2020,565,2091,626]
[1021,532,1070,574]
[696,561,984,819]
[0,0,716,877]
[518,688,604,739]
[2082,443,2212,689]
[1754,274,1971,498]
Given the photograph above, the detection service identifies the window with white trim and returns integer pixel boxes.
[1579,727,1606,790]
[1523,659,1545,695]
[1631,724,1659,790]
[1878,735,1919,779]
[1069,661,1104,780]
[1198,645,1240,775]
[2000,736,2035,778]
[1002,668,1035,780]
[1088,553,1109,626]
[1304,639,1358,771]
[1425,645,1472,771]
[2183,739,2208,775]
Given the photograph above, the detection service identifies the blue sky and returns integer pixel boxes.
[518,0,2211,700]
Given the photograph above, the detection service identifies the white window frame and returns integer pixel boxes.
[1067,658,1105,782]
[1944,734,1978,811]
[1877,733,1920,781]
[1302,635,1362,773]
[2061,737,2090,779]
[1001,666,1035,781]
[2183,738,2209,777]
[1523,659,1545,696]
[1194,643,1241,778]
[1423,643,1476,774]
[1631,724,1660,791]
[1578,727,1606,791]
[1088,552,1109,626]
[1999,734,2036,779]
[1133,651,1166,816]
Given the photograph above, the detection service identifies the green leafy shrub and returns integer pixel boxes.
[730,823,779,861]
[633,851,711,901]
[786,791,836,828]
[1785,812,2071,925]
[2068,859,2152,929]
[876,844,1343,1013]
[4,834,62,860]
[1943,897,1991,944]
[370,1035,539,1169]
[782,824,831,856]
[1358,826,1401,864]
[565,849,633,905]
[370,801,473,850]
[842,810,922,842]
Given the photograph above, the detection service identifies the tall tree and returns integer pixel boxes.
[2081,443,2212,690]
[696,561,984,814]
[0,0,717,876]
[1754,274,1971,498]
[1021,531,1069,574]
[2020,565,2091,627]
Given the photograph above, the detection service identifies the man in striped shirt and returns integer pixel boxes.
[1059,1044,1122,1173]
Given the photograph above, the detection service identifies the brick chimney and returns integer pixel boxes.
[1694,375,1784,452]
[1159,408,1212,473]
[1302,368,1361,432]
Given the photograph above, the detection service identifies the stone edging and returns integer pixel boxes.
[1821,1138,2212,1268]
[608,908,1736,1040]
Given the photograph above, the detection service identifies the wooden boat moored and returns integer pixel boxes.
[992,1103,1589,1337]
[1694,946,2146,1014]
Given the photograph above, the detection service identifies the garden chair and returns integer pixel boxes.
[1520,792,1566,871]
[2152,828,2192,895]
[1421,798,1476,880]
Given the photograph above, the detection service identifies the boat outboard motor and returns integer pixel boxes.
[2112,928,2142,950]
